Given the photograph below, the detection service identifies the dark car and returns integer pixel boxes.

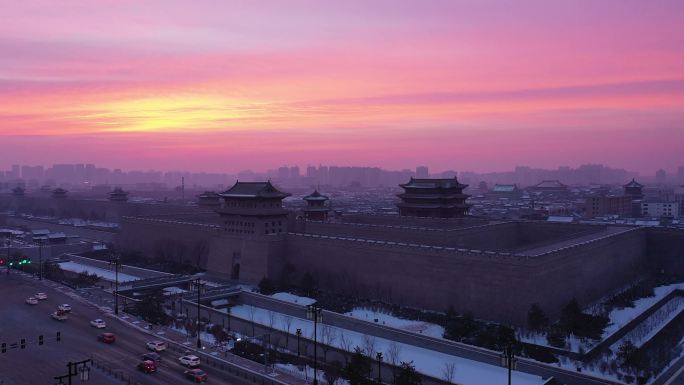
[142,352,162,362]
[184,368,208,382]
[137,360,157,374]
[97,332,116,344]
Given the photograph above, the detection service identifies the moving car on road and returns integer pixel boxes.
[184,368,208,382]
[51,310,68,321]
[35,293,47,300]
[90,319,106,328]
[141,352,162,362]
[97,333,116,344]
[137,360,157,374]
[178,355,200,368]
[26,297,38,305]
[58,304,71,312]
[146,341,167,352]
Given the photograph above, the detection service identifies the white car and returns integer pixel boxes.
[178,355,200,368]
[90,319,106,328]
[26,297,38,305]
[146,341,167,352]
[36,293,48,300]
[58,304,71,312]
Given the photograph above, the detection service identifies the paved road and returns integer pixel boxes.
[0,273,254,385]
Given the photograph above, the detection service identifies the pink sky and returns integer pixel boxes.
[1,0,683,174]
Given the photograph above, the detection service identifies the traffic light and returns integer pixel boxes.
[38,335,44,345]
[56,332,61,342]
[20,339,25,349]
[1,343,6,353]
[0,258,4,266]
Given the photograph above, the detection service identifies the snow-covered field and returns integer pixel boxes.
[226,304,546,385]
[611,296,684,350]
[58,261,140,282]
[345,308,445,339]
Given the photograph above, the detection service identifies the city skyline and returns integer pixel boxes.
[2,1,683,174]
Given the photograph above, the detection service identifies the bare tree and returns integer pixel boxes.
[281,315,294,348]
[387,341,402,383]
[362,334,377,358]
[339,331,353,364]
[442,362,457,384]
[247,306,257,336]
[320,325,338,362]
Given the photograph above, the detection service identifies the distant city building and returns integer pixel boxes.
[416,166,429,178]
[108,187,129,202]
[397,177,471,218]
[489,184,522,198]
[302,190,330,221]
[642,200,679,218]
[656,169,667,184]
[585,195,633,218]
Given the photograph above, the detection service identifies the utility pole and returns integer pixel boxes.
[306,304,323,385]
[296,328,302,356]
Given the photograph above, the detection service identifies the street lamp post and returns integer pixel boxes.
[306,304,323,385]
[195,278,204,349]
[501,343,517,385]
[296,328,302,356]
[376,352,383,384]
[36,238,43,280]
[53,359,91,385]
[109,255,121,315]
[6,233,11,275]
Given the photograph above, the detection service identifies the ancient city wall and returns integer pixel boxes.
[299,220,602,252]
[646,227,684,276]
[118,216,218,266]
[280,227,648,324]
[3,216,118,243]
[339,213,489,229]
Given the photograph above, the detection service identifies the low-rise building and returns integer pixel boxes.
[641,200,679,218]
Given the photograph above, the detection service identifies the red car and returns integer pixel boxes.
[97,332,116,344]
[184,368,208,382]
[137,360,157,374]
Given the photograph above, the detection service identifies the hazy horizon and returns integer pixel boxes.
[2,1,683,174]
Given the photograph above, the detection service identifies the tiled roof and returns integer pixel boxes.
[220,181,290,199]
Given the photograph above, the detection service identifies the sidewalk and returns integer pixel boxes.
[13,271,310,385]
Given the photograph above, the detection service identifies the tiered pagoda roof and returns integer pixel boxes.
[52,188,68,198]
[108,187,129,202]
[397,177,471,218]
[624,179,644,189]
[197,191,221,207]
[219,181,291,200]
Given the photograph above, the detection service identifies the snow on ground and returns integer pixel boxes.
[520,282,684,353]
[275,363,346,385]
[270,292,316,306]
[604,282,684,338]
[346,308,445,339]
[611,296,684,350]
[226,305,546,385]
[163,286,187,295]
[58,261,140,283]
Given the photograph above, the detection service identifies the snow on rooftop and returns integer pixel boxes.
[270,292,316,306]
[58,261,140,283]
